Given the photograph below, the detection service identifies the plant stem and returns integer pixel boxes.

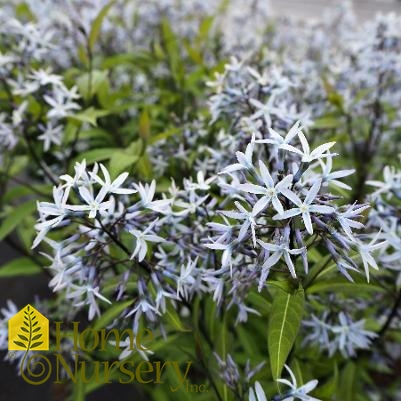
[95,217,152,274]
[22,131,58,185]
[4,237,52,279]
[376,289,401,340]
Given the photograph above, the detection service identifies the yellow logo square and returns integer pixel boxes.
[8,304,49,351]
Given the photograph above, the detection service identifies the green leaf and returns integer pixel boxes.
[136,153,153,179]
[312,116,341,129]
[8,156,29,176]
[18,334,29,342]
[15,2,34,19]
[247,292,271,315]
[307,280,384,295]
[339,362,356,401]
[72,147,120,166]
[290,359,304,387]
[101,51,154,69]
[268,287,305,380]
[72,127,110,142]
[0,200,37,241]
[269,280,296,293]
[89,0,116,51]
[72,369,87,401]
[148,128,180,145]
[165,304,191,332]
[315,363,338,398]
[0,257,41,278]
[93,300,133,331]
[109,152,137,177]
[110,153,139,177]
[16,215,36,254]
[77,70,109,102]
[30,341,43,349]
[322,78,344,111]
[138,109,150,140]
[69,107,110,126]
[3,184,52,203]
[161,19,184,87]
[109,140,142,177]
[237,325,260,356]
[185,43,202,65]
[78,44,89,66]
[198,16,214,43]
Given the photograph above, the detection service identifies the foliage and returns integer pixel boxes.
[0,1,401,400]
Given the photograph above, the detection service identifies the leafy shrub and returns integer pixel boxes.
[1,1,401,400]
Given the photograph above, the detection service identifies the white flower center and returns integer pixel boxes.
[266,187,276,197]
[299,204,309,213]
[90,201,99,210]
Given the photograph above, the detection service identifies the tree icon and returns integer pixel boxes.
[8,304,49,351]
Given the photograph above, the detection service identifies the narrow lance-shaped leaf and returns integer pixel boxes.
[93,300,133,331]
[268,287,305,380]
[88,0,116,51]
[139,109,150,140]
[0,257,42,278]
[339,362,356,401]
[0,201,37,241]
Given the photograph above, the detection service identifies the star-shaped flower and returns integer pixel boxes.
[357,232,387,282]
[277,364,321,401]
[221,135,256,174]
[238,160,293,215]
[281,129,336,163]
[274,180,334,234]
[258,238,304,281]
[221,201,259,246]
[90,163,137,195]
[66,186,111,219]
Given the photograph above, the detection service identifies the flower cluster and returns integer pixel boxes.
[249,365,320,401]
[0,10,81,162]
[303,312,377,357]
[204,122,382,313]
[33,160,174,328]
[1,2,401,400]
